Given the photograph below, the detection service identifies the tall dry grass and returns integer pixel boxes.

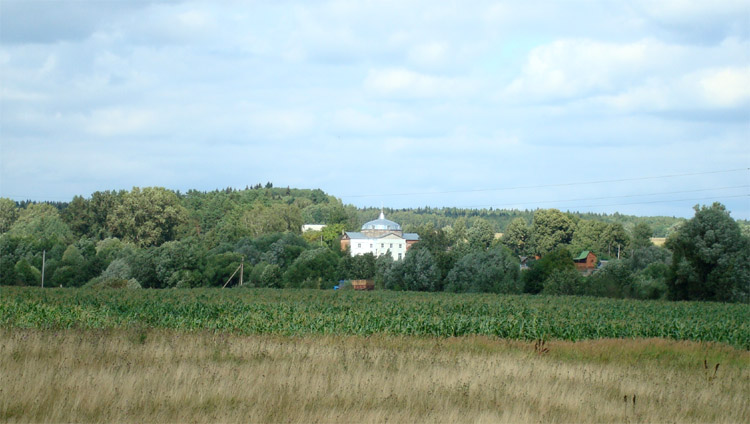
[1,329,747,423]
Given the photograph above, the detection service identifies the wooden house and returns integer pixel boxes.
[574,251,598,271]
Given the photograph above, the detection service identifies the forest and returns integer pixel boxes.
[1,185,748,302]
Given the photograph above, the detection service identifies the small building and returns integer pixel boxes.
[301,224,326,232]
[340,211,419,261]
[574,251,598,271]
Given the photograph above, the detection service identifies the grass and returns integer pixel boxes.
[1,328,748,423]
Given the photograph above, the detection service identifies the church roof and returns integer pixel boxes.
[361,211,402,232]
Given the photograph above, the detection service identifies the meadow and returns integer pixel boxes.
[2,287,748,422]
[1,329,748,423]
[1,287,749,348]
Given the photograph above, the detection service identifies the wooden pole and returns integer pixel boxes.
[41,250,46,288]
[223,263,242,288]
[239,257,244,286]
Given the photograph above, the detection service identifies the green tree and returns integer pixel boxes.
[62,195,93,237]
[522,247,575,294]
[401,248,440,292]
[260,263,283,288]
[530,209,575,255]
[8,203,74,251]
[14,258,41,286]
[666,203,750,302]
[153,239,206,288]
[260,233,307,269]
[467,218,496,250]
[338,252,376,281]
[107,187,188,247]
[0,198,18,233]
[631,222,654,250]
[541,268,586,296]
[446,246,521,294]
[501,218,531,255]
[284,247,339,288]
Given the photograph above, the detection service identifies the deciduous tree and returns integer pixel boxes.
[666,203,750,302]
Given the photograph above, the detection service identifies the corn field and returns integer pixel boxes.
[1,287,748,349]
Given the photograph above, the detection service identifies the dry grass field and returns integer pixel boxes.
[1,329,748,423]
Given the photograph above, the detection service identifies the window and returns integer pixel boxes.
[357,243,361,248]
[370,244,373,248]
[381,243,384,248]
[390,243,393,248]
[398,253,402,260]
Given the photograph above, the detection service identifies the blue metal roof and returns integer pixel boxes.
[361,211,401,231]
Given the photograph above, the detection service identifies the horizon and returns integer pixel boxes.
[6,182,749,221]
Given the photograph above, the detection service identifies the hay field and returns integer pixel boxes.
[1,329,747,423]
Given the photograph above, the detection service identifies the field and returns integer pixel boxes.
[1,329,748,423]
[1,287,748,423]
[2,287,749,348]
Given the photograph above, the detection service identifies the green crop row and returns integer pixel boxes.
[1,287,748,349]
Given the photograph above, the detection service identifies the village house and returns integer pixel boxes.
[340,211,419,260]
[574,251,598,271]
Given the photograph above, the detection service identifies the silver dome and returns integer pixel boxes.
[361,211,401,231]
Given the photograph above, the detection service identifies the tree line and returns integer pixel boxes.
[1,186,748,302]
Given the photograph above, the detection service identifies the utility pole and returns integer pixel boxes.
[239,257,244,286]
[41,250,46,288]
[223,256,245,288]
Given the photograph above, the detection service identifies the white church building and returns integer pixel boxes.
[340,211,419,261]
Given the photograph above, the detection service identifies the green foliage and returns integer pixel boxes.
[466,218,496,250]
[531,209,575,255]
[283,248,339,288]
[259,263,282,288]
[8,204,74,251]
[203,252,244,287]
[13,259,41,286]
[666,203,750,302]
[0,198,19,233]
[571,221,629,259]
[107,187,188,247]
[522,248,575,294]
[541,268,586,296]
[2,287,748,349]
[400,248,440,292]
[631,222,654,250]
[338,253,376,281]
[501,218,531,255]
[153,239,207,288]
[260,233,308,269]
[446,247,521,294]
[101,258,132,281]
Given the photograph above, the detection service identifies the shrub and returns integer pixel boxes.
[542,268,586,296]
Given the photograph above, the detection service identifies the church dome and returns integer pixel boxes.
[361,211,401,232]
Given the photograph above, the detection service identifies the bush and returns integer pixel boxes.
[542,268,586,296]
[445,247,521,294]
[84,277,141,289]
[522,248,575,294]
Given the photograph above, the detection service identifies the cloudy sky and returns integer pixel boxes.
[1,0,748,218]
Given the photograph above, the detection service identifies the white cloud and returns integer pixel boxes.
[85,108,159,137]
[364,68,472,99]
[596,66,750,112]
[504,39,680,101]
[699,66,750,107]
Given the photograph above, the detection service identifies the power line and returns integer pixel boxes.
[567,194,750,210]
[462,185,750,209]
[485,194,749,212]
[341,168,749,198]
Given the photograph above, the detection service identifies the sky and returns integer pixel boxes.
[1,0,749,219]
